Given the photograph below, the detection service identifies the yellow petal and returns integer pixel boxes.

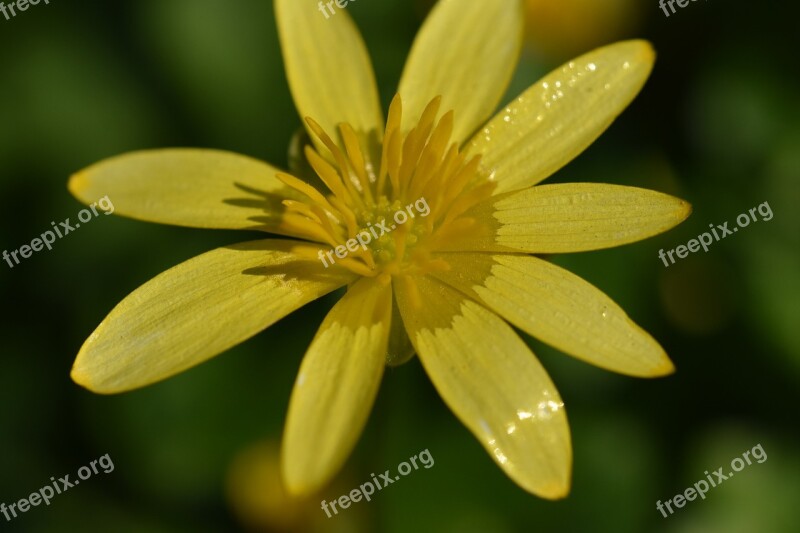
[441,183,691,253]
[394,274,571,498]
[71,240,356,394]
[68,149,292,232]
[282,277,392,495]
[432,253,674,376]
[275,0,383,161]
[398,0,523,144]
[467,40,655,194]
[386,296,415,366]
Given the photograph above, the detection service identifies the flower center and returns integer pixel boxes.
[278,94,495,278]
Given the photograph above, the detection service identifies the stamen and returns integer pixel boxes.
[384,127,403,195]
[282,213,340,247]
[278,94,495,278]
[339,123,373,199]
[443,181,495,227]
[276,172,336,213]
[281,200,321,224]
[305,117,366,211]
[328,195,359,237]
[305,146,352,204]
[377,96,403,195]
[407,110,454,200]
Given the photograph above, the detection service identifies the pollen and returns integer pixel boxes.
[278,94,496,277]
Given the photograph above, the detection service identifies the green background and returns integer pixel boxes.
[1,0,798,531]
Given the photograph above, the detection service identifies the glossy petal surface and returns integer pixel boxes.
[467,40,655,194]
[441,183,691,253]
[395,274,571,498]
[433,253,674,376]
[282,277,391,495]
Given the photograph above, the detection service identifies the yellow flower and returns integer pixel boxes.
[69,0,690,499]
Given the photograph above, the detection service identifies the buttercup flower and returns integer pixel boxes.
[69,0,690,499]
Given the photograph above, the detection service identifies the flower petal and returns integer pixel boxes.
[68,149,293,232]
[441,183,691,253]
[432,253,674,376]
[467,40,655,194]
[394,274,571,498]
[385,296,415,366]
[397,0,523,144]
[275,0,383,159]
[71,240,356,393]
[282,277,392,495]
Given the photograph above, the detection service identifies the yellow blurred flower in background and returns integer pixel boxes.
[524,0,643,60]
[227,440,365,532]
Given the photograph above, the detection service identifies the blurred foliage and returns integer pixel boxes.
[1,0,798,531]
